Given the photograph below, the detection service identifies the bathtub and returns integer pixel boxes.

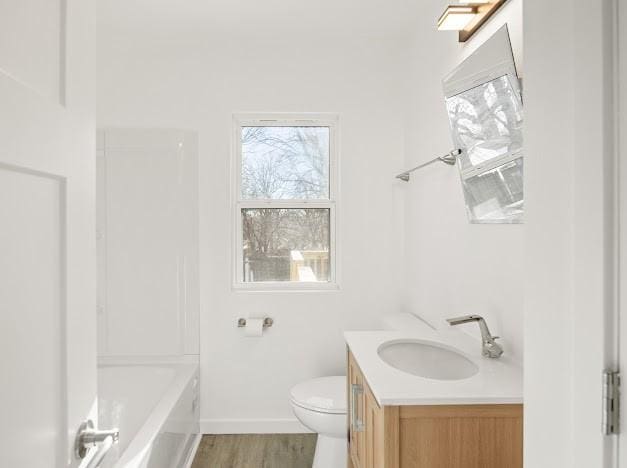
[98,361,200,468]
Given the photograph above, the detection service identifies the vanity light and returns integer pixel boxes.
[437,6,478,31]
[437,0,507,42]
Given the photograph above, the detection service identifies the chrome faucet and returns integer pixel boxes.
[446,315,503,358]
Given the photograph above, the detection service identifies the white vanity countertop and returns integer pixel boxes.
[344,327,523,407]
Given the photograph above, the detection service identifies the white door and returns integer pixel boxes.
[0,2,98,467]
[620,1,627,465]
[519,0,617,466]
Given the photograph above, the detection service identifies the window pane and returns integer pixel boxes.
[241,126,330,199]
[446,75,523,172]
[242,208,330,282]
[461,157,524,223]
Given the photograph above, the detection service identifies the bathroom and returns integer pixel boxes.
[0,0,621,467]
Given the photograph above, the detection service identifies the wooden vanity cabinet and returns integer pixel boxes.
[348,351,399,468]
[347,349,523,468]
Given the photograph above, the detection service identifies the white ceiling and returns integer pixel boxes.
[97,0,427,40]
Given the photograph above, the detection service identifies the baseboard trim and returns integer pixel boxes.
[200,418,312,434]
[182,433,202,468]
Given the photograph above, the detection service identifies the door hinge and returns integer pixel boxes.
[603,370,620,435]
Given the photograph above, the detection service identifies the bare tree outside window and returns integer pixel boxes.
[241,126,329,199]
[242,208,330,282]
[238,124,334,284]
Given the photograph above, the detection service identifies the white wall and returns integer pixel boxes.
[401,0,524,362]
[97,35,407,431]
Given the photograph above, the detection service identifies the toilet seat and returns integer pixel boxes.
[290,376,346,415]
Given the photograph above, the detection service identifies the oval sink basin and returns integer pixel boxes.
[378,340,479,381]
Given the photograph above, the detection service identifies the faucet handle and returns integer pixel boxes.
[446,315,483,325]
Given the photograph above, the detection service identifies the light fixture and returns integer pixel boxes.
[437,6,478,31]
[437,0,507,42]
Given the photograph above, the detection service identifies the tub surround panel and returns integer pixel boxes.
[97,129,200,357]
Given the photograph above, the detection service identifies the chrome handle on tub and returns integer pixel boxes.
[351,383,365,432]
[82,435,114,468]
[75,420,119,466]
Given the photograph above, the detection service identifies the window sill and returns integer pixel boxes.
[231,281,340,293]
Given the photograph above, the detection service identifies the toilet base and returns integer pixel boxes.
[312,434,347,468]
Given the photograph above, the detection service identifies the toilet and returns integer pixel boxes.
[290,376,347,468]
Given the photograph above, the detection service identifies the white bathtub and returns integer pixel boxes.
[98,362,200,468]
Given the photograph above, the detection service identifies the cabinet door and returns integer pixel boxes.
[348,351,366,468]
[348,349,400,468]
[365,386,399,468]
[364,386,382,468]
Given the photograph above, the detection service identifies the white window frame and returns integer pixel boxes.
[231,113,340,291]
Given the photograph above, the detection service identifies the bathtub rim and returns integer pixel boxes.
[98,356,199,468]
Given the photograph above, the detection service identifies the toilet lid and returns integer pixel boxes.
[290,376,347,414]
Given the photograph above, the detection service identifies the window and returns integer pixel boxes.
[233,115,338,289]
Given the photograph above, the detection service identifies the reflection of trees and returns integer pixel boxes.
[240,127,330,281]
[446,76,523,165]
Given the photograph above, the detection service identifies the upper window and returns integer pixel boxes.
[233,115,338,289]
[241,126,330,200]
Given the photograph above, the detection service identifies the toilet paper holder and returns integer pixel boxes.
[237,317,274,328]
